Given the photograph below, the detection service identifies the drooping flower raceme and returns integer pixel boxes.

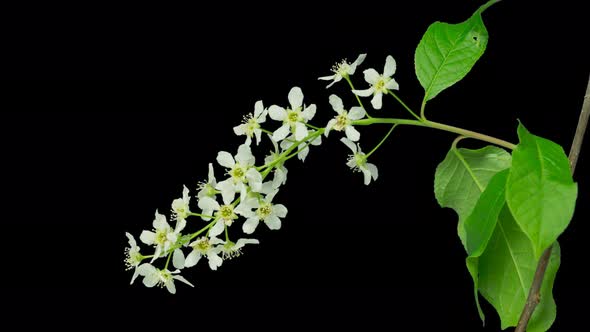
[341,137,379,185]
[137,263,194,294]
[325,94,365,141]
[318,53,367,88]
[269,87,316,142]
[243,189,288,234]
[233,100,268,146]
[140,211,186,262]
[353,55,399,110]
[171,185,191,222]
[215,143,263,203]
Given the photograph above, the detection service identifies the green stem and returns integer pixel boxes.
[353,118,516,150]
[261,128,274,136]
[188,212,215,219]
[366,125,398,158]
[164,251,172,270]
[224,224,229,241]
[420,98,427,121]
[305,123,321,130]
[344,75,372,118]
[388,91,421,121]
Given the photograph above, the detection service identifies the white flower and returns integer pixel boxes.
[341,137,379,185]
[243,190,288,234]
[215,143,263,204]
[353,55,399,110]
[318,54,367,88]
[264,137,288,188]
[269,87,316,142]
[197,193,256,238]
[137,263,194,294]
[124,232,144,284]
[197,163,218,221]
[140,211,186,262]
[171,185,190,221]
[280,130,322,162]
[220,238,259,260]
[183,236,225,270]
[325,94,365,141]
[233,100,268,146]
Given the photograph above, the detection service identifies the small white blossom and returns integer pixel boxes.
[264,137,288,188]
[171,185,191,221]
[140,211,186,262]
[137,263,194,294]
[220,238,259,260]
[184,236,225,270]
[198,193,256,238]
[280,130,322,162]
[318,54,367,88]
[269,87,316,142]
[216,144,263,204]
[353,55,399,110]
[243,190,288,234]
[325,94,365,141]
[125,232,144,284]
[197,163,218,220]
[233,100,268,146]
[341,137,379,185]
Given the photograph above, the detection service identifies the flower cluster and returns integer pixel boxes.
[125,54,400,292]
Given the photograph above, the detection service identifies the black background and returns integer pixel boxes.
[2,1,588,330]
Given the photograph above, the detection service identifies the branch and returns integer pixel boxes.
[515,72,590,332]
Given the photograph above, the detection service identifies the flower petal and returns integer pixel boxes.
[125,232,137,247]
[301,104,316,121]
[273,204,288,218]
[297,146,310,162]
[233,124,246,136]
[242,217,260,234]
[245,168,263,192]
[273,124,291,142]
[367,163,379,181]
[294,122,308,141]
[209,219,225,238]
[340,137,357,153]
[324,119,337,137]
[345,126,361,142]
[349,53,367,74]
[348,107,366,120]
[139,231,155,245]
[385,78,399,90]
[288,87,303,109]
[236,144,255,166]
[269,105,286,121]
[383,55,397,77]
[253,100,264,118]
[216,151,235,169]
[362,168,372,185]
[363,69,380,84]
[173,275,195,288]
[173,249,185,269]
[329,94,344,112]
[207,252,223,270]
[371,92,383,110]
[352,88,374,97]
[265,215,282,230]
[318,74,336,81]
[198,196,220,212]
[184,250,201,268]
[165,280,176,294]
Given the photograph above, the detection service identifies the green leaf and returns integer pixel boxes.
[465,169,509,257]
[414,0,497,102]
[434,145,511,247]
[463,169,508,323]
[506,123,577,259]
[478,206,560,331]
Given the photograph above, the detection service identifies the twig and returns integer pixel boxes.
[514,73,590,331]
